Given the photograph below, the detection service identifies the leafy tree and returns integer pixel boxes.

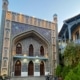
[64,63,80,80]
[63,43,80,67]
[55,43,80,79]
[61,66,71,79]
[75,45,80,64]
[55,65,62,77]
[59,53,64,67]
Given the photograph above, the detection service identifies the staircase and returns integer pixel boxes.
[10,76,46,80]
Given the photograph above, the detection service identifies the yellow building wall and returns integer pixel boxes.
[6,11,56,31]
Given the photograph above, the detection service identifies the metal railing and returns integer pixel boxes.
[73,39,80,44]
[12,50,48,58]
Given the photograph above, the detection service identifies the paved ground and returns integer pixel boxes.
[10,76,46,80]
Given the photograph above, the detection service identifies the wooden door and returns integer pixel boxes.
[40,61,44,76]
[14,60,21,76]
[28,61,34,76]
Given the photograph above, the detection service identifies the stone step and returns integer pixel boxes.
[10,76,46,80]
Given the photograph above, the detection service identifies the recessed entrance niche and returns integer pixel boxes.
[14,60,21,76]
[28,61,34,76]
[40,61,44,76]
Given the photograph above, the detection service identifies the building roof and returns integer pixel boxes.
[65,14,80,23]
[59,14,80,37]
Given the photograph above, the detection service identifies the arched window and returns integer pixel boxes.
[40,46,44,56]
[16,43,22,54]
[29,44,33,56]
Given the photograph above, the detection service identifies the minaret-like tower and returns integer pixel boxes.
[2,0,9,11]
[0,0,9,75]
[53,14,59,71]
[53,14,57,23]
[51,14,58,75]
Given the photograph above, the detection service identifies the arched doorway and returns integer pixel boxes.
[40,61,44,76]
[14,60,21,76]
[40,46,44,56]
[16,43,22,54]
[28,61,34,76]
[29,44,34,56]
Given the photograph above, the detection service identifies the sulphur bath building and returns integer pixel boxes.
[0,0,58,77]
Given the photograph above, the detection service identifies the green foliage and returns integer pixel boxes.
[55,65,62,77]
[55,65,72,79]
[64,43,76,66]
[64,70,78,80]
[55,43,80,79]
[73,63,80,78]
[75,45,80,63]
[63,43,80,67]
[61,66,71,79]
[64,63,80,80]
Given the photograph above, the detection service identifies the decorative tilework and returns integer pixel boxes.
[11,22,51,43]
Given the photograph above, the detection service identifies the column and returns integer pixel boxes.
[68,25,71,42]
[63,33,66,43]
[34,62,40,76]
[1,0,9,75]
[21,62,28,76]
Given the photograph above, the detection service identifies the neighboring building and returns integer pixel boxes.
[59,14,80,54]
[0,0,58,77]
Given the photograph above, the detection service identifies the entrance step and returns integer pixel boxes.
[10,76,46,80]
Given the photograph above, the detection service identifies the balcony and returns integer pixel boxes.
[13,56,48,61]
[12,51,48,61]
[73,39,80,44]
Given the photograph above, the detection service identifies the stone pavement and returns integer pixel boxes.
[10,76,45,80]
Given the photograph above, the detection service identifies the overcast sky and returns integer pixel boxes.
[0,0,80,32]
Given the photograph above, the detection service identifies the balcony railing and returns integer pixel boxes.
[12,50,48,58]
[73,39,80,44]
[13,56,48,61]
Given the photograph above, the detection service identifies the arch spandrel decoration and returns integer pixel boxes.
[13,30,50,46]
[11,22,51,42]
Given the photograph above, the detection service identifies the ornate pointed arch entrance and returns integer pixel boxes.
[40,61,44,76]
[13,30,49,76]
[28,61,34,76]
[14,60,21,76]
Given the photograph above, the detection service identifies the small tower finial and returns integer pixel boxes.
[53,14,58,23]
[2,0,9,11]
